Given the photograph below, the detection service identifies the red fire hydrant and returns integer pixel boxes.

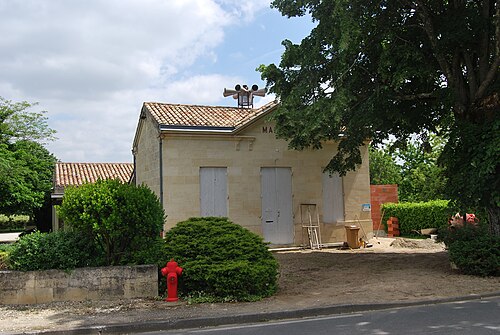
[161,259,183,302]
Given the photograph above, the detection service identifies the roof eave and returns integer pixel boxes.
[233,101,279,135]
[159,125,235,133]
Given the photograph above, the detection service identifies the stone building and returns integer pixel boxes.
[132,100,372,246]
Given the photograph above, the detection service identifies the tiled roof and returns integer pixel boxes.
[54,162,134,193]
[143,101,278,130]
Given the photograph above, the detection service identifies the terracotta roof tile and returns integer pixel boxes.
[143,101,277,129]
[54,162,133,192]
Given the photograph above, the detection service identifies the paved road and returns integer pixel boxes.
[140,297,500,335]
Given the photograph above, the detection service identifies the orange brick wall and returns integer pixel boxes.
[370,184,398,231]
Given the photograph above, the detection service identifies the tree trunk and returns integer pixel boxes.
[487,205,500,236]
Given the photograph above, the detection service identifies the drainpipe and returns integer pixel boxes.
[159,136,164,209]
[132,153,136,185]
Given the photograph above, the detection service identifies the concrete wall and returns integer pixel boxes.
[0,265,158,305]
[136,117,372,245]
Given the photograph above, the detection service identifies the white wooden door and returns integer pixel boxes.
[261,167,293,244]
[200,167,227,217]
[322,172,344,223]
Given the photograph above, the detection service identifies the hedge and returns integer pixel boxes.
[7,230,103,271]
[381,200,451,236]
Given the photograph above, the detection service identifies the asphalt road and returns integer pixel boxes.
[140,297,500,335]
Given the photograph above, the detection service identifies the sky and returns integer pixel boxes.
[0,0,315,163]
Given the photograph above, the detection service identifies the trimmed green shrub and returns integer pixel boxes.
[0,243,12,252]
[8,230,103,271]
[0,215,29,232]
[58,179,165,265]
[440,224,500,277]
[381,200,451,236]
[163,217,279,302]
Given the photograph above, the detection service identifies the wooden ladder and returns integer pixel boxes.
[301,203,322,249]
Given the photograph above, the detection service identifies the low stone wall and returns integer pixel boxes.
[0,265,158,305]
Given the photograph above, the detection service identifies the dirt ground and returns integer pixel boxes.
[1,237,499,333]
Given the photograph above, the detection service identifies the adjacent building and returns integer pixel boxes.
[51,162,133,231]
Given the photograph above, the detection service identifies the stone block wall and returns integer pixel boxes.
[0,265,158,305]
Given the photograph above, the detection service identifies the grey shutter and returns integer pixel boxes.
[200,167,227,217]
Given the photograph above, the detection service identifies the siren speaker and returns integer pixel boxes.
[223,88,239,97]
[252,88,266,97]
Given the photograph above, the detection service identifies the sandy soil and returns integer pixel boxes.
[1,237,499,333]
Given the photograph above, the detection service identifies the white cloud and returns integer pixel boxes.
[216,0,271,23]
[0,0,272,163]
[0,0,234,99]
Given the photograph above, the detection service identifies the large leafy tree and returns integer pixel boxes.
[369,145,402,185]
[260,1,499,234]
[371,134,447,202]
[0,98,57,218]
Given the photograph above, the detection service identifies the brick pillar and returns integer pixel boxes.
[370,184,399,232]
[387,217,400,237]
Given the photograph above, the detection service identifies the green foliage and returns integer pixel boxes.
[163,217,279,302]
[394,135,447,202]
[0,97,57,218]
[381,200,451,236]
[0,251,8,269]
[8,230,103,271]
[371,134,449,203]
[0,97,56,144]
[261,1,500,233]
[440,119,500,234]
[369,146,401,185]
[58,179,165,266]
[0,215,30,232]
[0,140,57,217]
[0,243,13,269]
[440,224,500,277]
[0,243,13,252]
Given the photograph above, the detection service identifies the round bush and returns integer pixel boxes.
[163,217,279,302]
[58,179,165,265]
[8,230,103,271]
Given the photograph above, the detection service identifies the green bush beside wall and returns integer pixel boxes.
[8,230,103,271]
[440,224,500,277]
[381,200,451,236]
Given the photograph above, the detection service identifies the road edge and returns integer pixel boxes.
[12,292,500,335]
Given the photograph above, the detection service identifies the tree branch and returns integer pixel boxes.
[478,0,491,81]
[395,93,436,101]
[475,0,500,101]
[475,56,500,100]
[413,0,454,82]
[463,52,478,98]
